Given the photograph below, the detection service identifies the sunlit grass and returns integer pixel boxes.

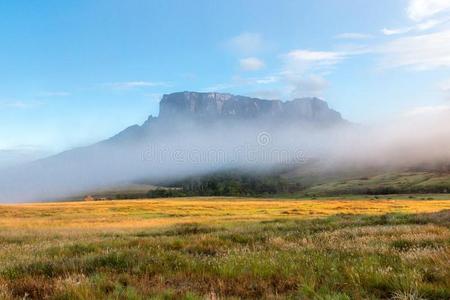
[1,197,449,231]
[0,197,449,299]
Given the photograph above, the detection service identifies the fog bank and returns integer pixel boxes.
[0,110,449,202]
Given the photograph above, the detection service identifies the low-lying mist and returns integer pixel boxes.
[1,110,449,202]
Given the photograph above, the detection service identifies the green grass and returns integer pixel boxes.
[0,210,449,299]
[299,172,450,196]
[272,193,450,201]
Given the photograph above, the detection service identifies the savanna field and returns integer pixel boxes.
[0,198,449,300]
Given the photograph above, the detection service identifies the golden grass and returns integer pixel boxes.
[0,197,449,299]
[1,197,449,231]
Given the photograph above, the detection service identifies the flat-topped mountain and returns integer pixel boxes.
[44,91,346,147]
[0,91,347,202]
[158,92,344,124]
[110,92,346,143]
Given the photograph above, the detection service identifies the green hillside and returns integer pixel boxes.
[301,171,450,196]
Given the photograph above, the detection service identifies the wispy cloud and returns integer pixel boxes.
[279,49,347,82]
[407,0,450,21]
[105,81,168,90]
[210,48,349,99]
[239,57,265,71]
[382,27,413,36]
[284,50,344,63]
[382,0,450,36]
[382,18,446,35]
[287,75,329,98]
[416,18,446,30]
[225,32,264,55]
[334,32,373,40]
[276,48,353,99]
[282,50,345,73]
[378,30,450,70]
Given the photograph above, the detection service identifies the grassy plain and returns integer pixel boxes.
[0,198,449,299]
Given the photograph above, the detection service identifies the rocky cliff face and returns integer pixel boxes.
[157,91,343,124]
[112,91,346,143]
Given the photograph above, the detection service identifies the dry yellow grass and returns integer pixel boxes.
[0,197,449,299]
[1,197,449,231]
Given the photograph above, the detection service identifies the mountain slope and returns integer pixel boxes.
[0,92,347,202]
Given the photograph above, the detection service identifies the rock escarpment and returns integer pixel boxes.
[157,91,344,124]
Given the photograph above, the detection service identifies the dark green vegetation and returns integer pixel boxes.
[1,211,449,299]
[89,169,450,201]
[148,171,302,198]
[112,170,301,199]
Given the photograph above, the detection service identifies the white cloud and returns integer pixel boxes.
[382,19,445,36]
[239,57,265,71]
[248,74,328,100]
[202,72,327,99]
[416,18,443,30]
[381,0,450,36]
[282,50,345,75]
[285,50,343,62]
[382,27,413,35]
[226,32,263,55]
[334,32,372,40]
[287,75,329,98]
[275,49,349,99]
[208,47,347,100]
[407,0,450,21]
[379,30,450,70]
[106,81,168,90]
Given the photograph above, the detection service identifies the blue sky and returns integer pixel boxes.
[1,0,450,159]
